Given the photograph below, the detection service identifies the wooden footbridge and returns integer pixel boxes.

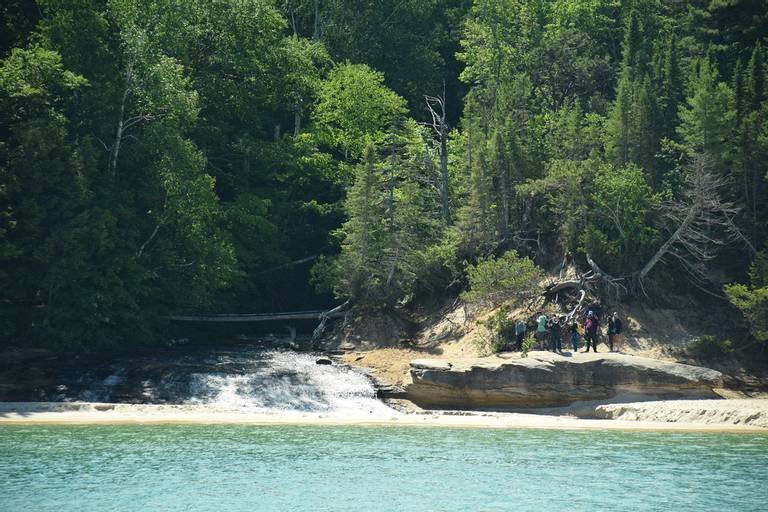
[166,309,346,323]
[165,301,349,340]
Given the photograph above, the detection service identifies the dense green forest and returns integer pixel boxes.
[1,0,767,350]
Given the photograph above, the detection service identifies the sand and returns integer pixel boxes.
[0,401,766,432]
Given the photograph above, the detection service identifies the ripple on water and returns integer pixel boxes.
[1,425,766,512]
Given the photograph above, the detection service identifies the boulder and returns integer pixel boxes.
[406,352,724,409]
[315,358,333,365]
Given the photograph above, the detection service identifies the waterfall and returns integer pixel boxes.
[186,351,392,415]
[33,345,396,417]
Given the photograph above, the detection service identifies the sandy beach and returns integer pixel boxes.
[1,401,766,432]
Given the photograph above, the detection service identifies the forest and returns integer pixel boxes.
[1,0,767,351]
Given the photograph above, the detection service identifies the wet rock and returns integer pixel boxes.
[315,358,333,365]
[406,353,724,409]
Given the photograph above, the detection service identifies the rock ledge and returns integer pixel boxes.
[406,352,723,408]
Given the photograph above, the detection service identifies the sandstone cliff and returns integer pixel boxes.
[405,352,724,409]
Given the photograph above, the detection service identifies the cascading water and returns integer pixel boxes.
[17,345,397,417]
[185,351,393,415]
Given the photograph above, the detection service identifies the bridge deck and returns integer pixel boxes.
[166,310,346,322]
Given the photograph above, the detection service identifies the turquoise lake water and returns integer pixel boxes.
[2,425,766,511]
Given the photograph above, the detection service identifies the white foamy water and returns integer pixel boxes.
[186,351,396,416]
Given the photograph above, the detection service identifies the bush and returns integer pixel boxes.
[462,251,544,306]
[688,335,733,360]
[476,305,515,355]
[521,333,536,358]
[725,251,768,343]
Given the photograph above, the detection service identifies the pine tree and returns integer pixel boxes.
[677,55,736,171]
[746,41,765,113]
[631,74,659,182]
[455,120,495,256]
[336,144,385,301]
[622,9,644,81]
[606,69,633,166]
[733,57,746,124]
[491,130,511,242]
[658,33,684,140]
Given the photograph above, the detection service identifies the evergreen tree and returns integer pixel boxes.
[658,32,684,140]
[677,55,736,171]
[746,41,765,113]
[630,74,659,180]
[606,68,633,166]
[733,57,746,124]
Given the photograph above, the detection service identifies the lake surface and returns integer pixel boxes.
[2,425,766,511]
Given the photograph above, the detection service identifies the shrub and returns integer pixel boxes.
[688,335,733,360]
[476,305,515,355]
[725,251,768,343]
[461,251,544,306]
[521,333,536,358]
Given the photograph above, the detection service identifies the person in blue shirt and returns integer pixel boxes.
[515,319,527,351]
[536,313,548,350]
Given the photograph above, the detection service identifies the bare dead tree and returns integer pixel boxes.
[635,155,742,293]
[106,59,164,180]
[424,81,451,225]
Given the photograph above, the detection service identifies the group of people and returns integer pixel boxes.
[512,310,623,354]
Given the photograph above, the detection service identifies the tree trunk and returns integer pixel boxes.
[110,81,130,179]
[500,162,510,241]
[312,0,321,41]
[439,133,450,225]
[638,204,698,281]
[294,111,302,136]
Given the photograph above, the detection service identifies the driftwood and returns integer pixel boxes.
[312,300,350,341]
[544,280,582,295]
[565,289,587,322]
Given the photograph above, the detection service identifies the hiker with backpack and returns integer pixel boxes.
[569,320,581,352]
[536,312,548,350]
[607,312,623,352]
[548,316,563,353]
[515,318,527,351]
[583,311,599,352]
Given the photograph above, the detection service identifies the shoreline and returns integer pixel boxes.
[0,402,766,433]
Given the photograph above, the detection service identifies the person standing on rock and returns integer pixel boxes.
[569,320,580,352]
[549,316,563,353]
[515,319,527,351]
[607,312,623,352]
[536,312,548,350]
[583,311,599,352]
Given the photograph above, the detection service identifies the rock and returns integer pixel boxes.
[410,359,453,370]
[593,399,768,428]
[406,352,724,409]
[338,341,357,351]
[376,385,407,399]
[315,358,333,365]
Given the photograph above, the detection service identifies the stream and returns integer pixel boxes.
[1,344,394,415]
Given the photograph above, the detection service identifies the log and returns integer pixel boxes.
[543,280,581,295]
[166,310,345,322]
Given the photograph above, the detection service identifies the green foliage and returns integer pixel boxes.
[314,63,407,160]
[521,332,536,358]
[581,163,661,272]
[476,304,515,355]
[725,252,768,343]
[3,0,768,351]
[688,335,733,360]
[462,251,544,306]
[677,56,736,168]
